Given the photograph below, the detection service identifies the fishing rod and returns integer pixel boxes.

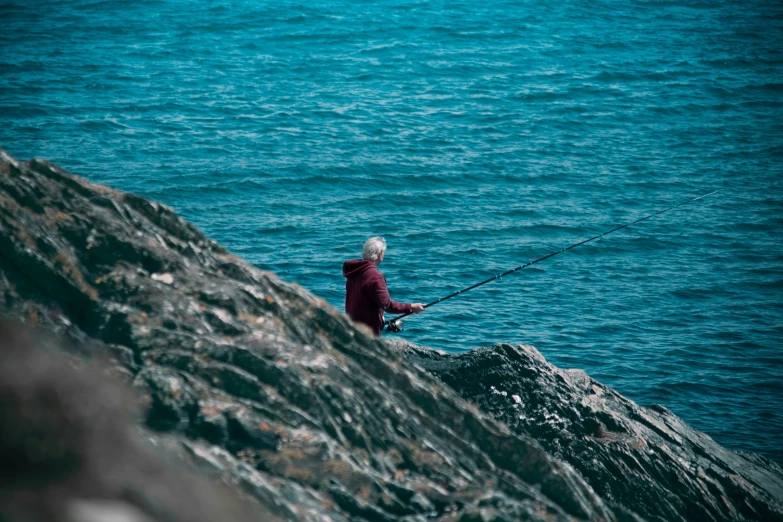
[384,189,721,333]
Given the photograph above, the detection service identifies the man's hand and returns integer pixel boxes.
[411,303,425,314]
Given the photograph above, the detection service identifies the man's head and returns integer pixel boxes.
[362,236,386,266]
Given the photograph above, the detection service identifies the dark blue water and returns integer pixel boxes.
[2,0,782,463]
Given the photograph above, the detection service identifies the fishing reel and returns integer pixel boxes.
[385,319,404,333]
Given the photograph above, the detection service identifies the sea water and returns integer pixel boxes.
[1,0,781,463]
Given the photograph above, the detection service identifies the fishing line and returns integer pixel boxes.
[385,190,721,332]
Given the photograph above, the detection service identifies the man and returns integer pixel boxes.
[343,237,424,336]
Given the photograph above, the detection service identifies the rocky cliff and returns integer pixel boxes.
[393,340,783,522]
[0,150,781,522]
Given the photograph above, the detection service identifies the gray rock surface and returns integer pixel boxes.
[393,339,783,522]
[0,149,620,521]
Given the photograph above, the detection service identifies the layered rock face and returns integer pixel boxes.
[0,149,617,521]
[394,340,783,522]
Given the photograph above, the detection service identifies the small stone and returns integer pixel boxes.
[151,272,174,285]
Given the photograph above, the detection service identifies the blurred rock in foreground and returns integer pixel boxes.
[391,339,783,522]
[0,319,275,522]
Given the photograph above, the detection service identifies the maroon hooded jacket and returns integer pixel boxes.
[343,259,411,336]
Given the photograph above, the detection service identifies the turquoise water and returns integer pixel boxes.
[2,0,782,463]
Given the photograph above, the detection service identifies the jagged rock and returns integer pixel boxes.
[0,149,622,521]
[393,339,783,522]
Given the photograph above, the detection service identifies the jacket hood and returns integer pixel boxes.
[343,259,376,279]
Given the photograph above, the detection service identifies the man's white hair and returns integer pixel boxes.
[362,236,387,261]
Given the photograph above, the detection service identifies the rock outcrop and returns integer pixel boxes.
[0,149,618,521]
[2,149,781,522]
[394,340,783,522]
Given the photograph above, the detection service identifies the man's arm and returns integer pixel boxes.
[366,274,411,314]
